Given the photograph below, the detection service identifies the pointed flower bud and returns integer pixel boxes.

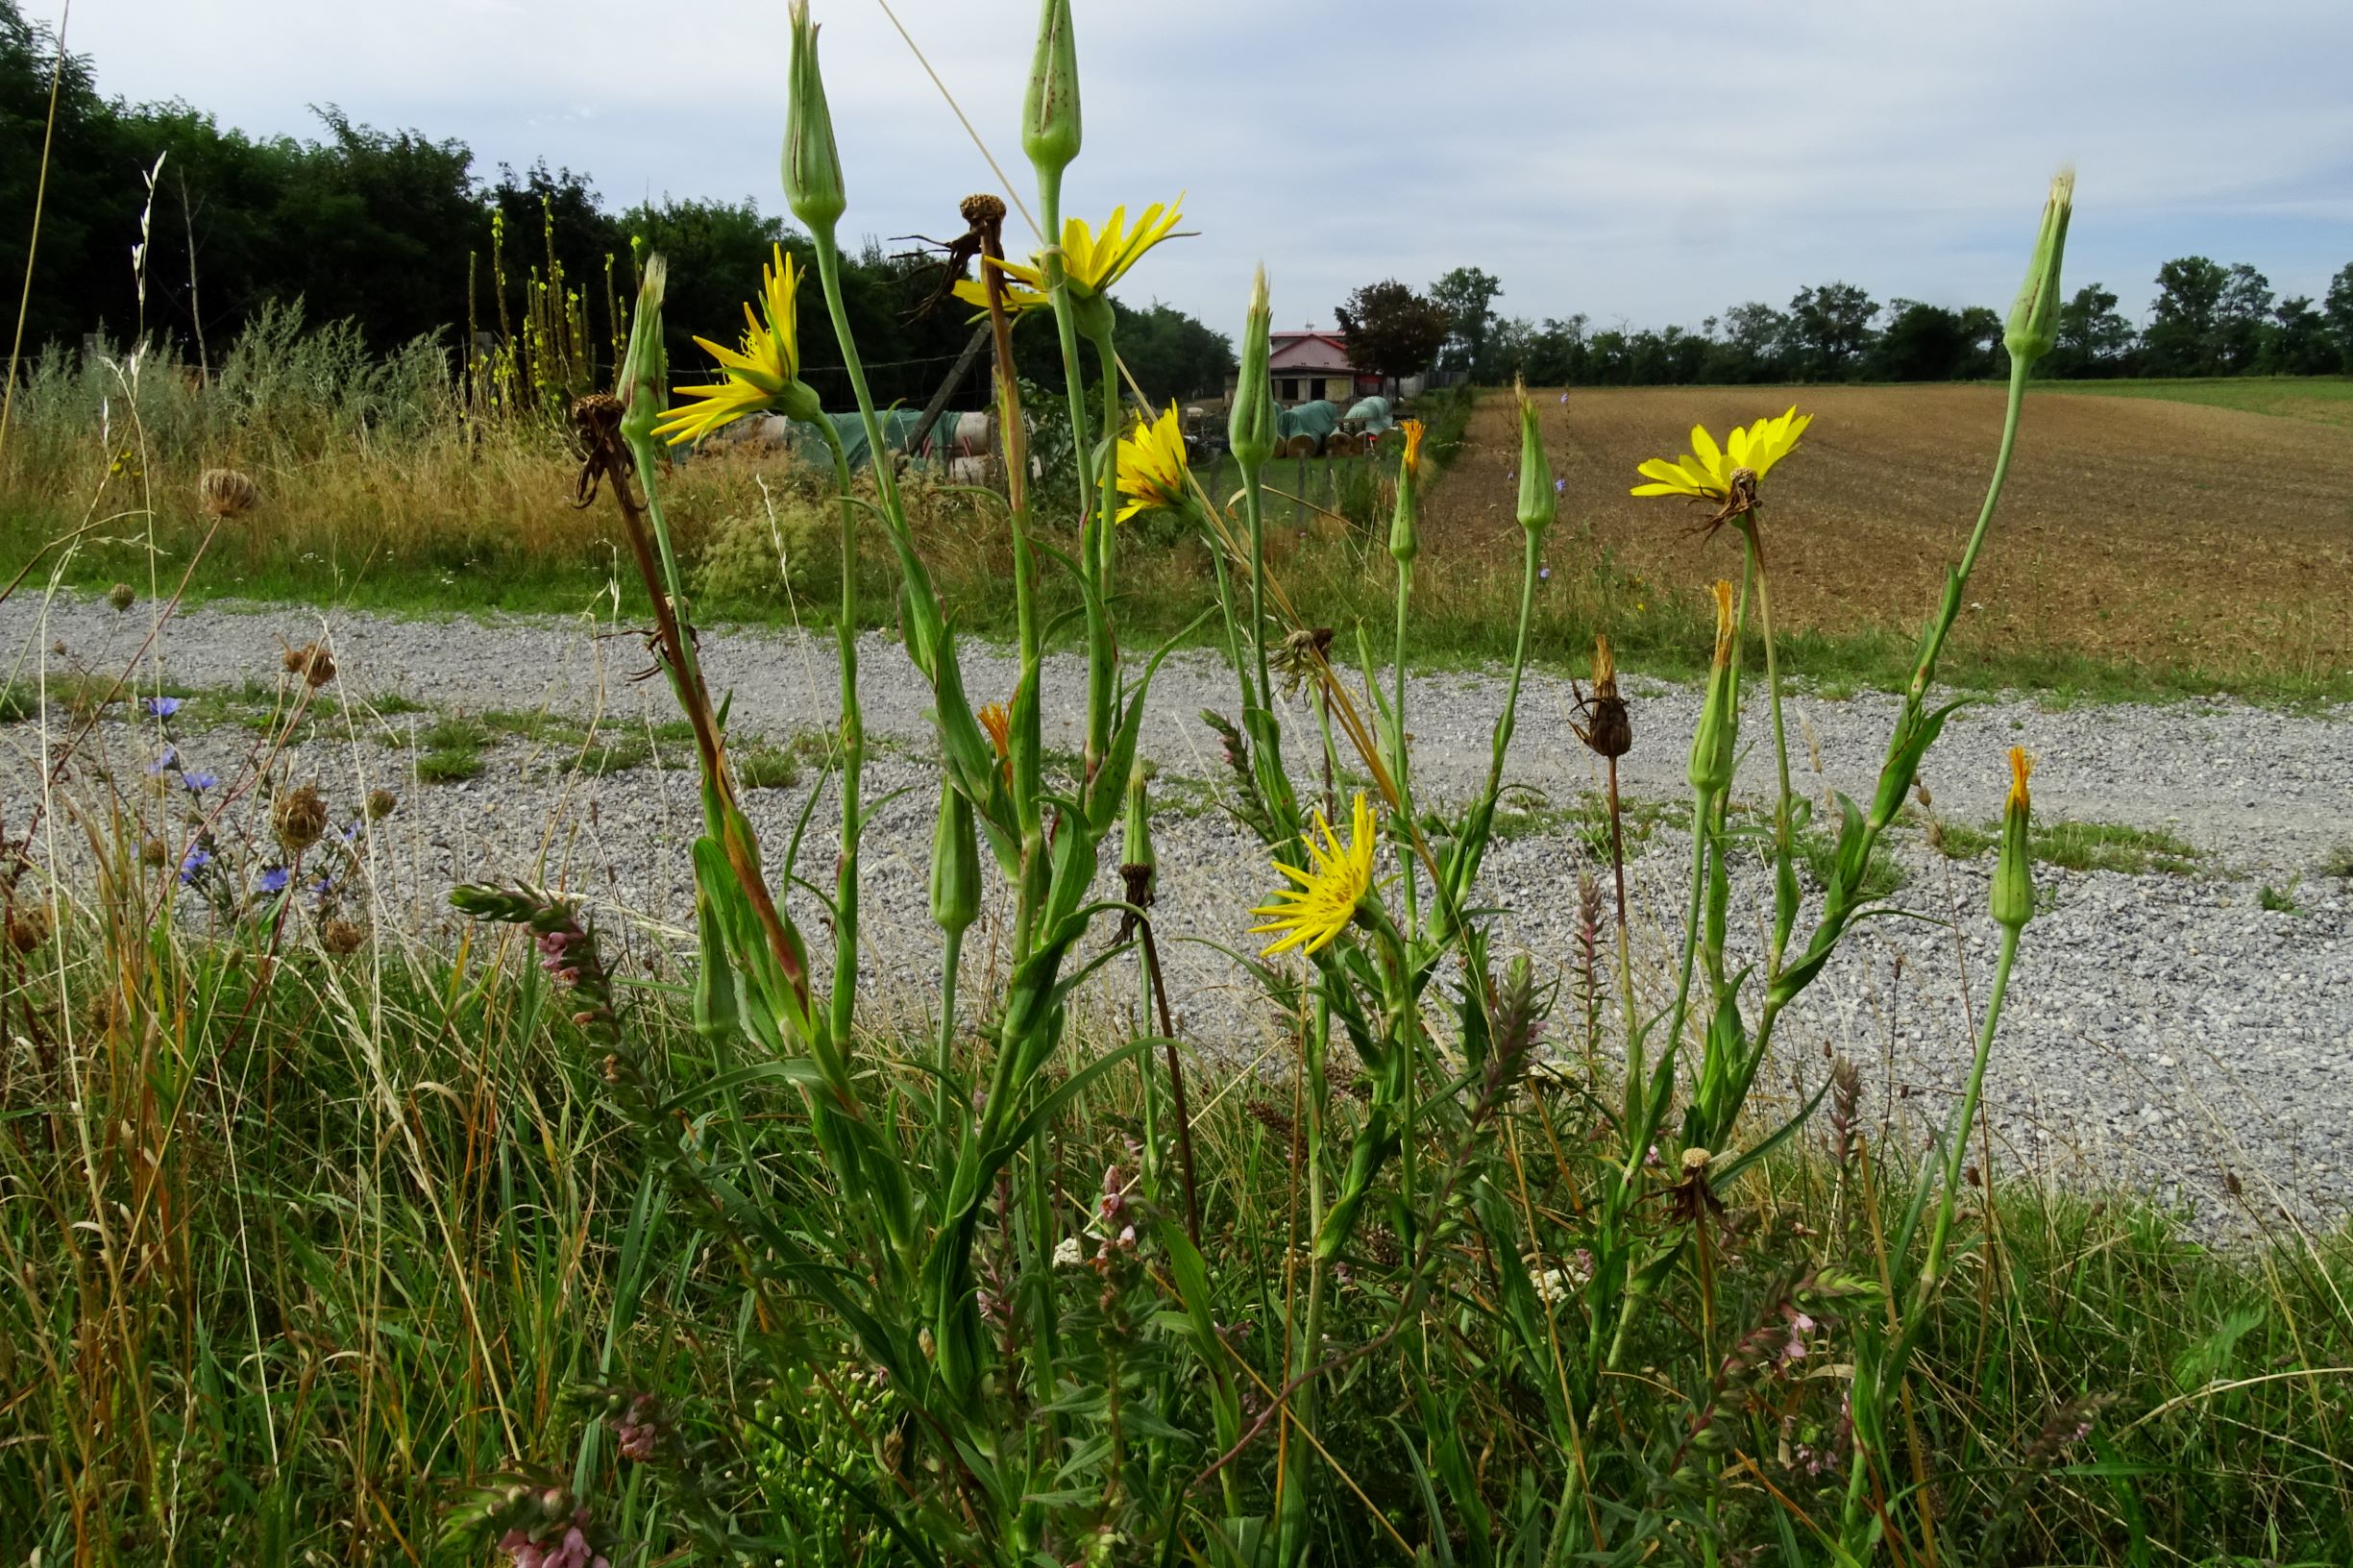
[783,0,847,239]
[1991,747,2035,930]
[1513,380,1556,536]
[1229,266,1276,470]
[1686,580,1739,797]
[2003,168,2073,367]
[1121,761,1155,878]
[1021,0,1082,181]
[930,782,981,937]
[617,256,669,449]
[1387,419,1425,565]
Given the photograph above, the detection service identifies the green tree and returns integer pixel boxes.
[1335,279,1448,387]
[2258,296,2337,376]
[1429,264,1504,380]
[1786,282,1878,378]
[2143,256,2228,375]
[1871,301,1976,381]
[2049,282,2134,378]
[2323,262,2353,372]
[1699,302,1789,382]
[1110,300,1235,404]
[2212,262,2273,373]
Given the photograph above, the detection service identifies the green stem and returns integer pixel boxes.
[1241,460,1273,715]
[1391,558,1417,934]
[936,925,964,1141]
[1741,520,1796,972]
[815,417,864,1047]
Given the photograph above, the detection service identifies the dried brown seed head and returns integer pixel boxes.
[274,783,329,853]
[323,919,364,956]
[282,642,336,688]
[107,582,136,612]
[197,468,259,520]
[365,788,398,821]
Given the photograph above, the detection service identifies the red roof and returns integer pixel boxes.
[1269,331,1354,374]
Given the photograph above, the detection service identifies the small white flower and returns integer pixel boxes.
[1052,1237,1085,1268]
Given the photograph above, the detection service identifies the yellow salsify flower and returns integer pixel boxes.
[1399,418,1426,478]
[1630,406,1811,501]
[1115,404,1189,523]
[951,199,1185,314]
[978,700,1013,785]
[2006,746,2033,812]
[655,244,811,445]
[1249,792,1379,958]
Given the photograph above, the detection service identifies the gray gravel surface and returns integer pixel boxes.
[7,594,2350,1237]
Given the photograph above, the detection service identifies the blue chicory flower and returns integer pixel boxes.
[146,747,178,776]
[146,696,182,719]
[257,867,290,895]
[182,771,219,793]
[179,846,211,884]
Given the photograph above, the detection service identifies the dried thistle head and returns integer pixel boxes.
[323,919,365,956]
[282,642,335,688]
[365,788,398,821]
[274,783,329,854]
[106,582,135,612]
[196,467,259,521]
[6,902,53,953]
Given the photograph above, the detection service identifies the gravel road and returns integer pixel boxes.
[8,594,2350,1237]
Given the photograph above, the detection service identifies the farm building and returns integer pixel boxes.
[1238,328,1429,407]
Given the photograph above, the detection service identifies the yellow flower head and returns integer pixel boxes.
[978,700,1013,784]
[1250,792,1379,958]
[1399,418,1426,478]
[2007,747,2034,813]
[1631,406,1811,501]
[1115,404,1189,523]
[655,245,809,445]
[952,198,1185,315]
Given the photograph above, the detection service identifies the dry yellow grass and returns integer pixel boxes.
[1425,384,2353,683]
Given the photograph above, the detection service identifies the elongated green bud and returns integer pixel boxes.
[1387,418,1424,565]
[1229,266,1276,469]
[783,0,847,238]
[1121,760,1156,887]
[1513,379,1555,535]
[2003,169,2073,366]
[617,256,668,449]
[929,783,981,936]
[1021,0,1082,180]
[1992,747,2035,929]
[1686,579,1739,797]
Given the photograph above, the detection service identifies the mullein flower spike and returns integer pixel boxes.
[783,0,847,237]
[1388,418,1424,565]
[1687,579,1739,797]
[1992,747,2036,929]
[1229,266,1276,469]
[1514,380,1556,535]
[1021,0,1082,179]
[2003,169,2074,366]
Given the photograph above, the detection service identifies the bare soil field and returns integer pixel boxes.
[1424,383,2353,682]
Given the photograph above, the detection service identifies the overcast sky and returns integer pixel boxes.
[64,0,2353,338]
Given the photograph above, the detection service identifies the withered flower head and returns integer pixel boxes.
[323,919,365,956]
[1570,633,1632,760]
[107,582,135,612]
[6,903,53,953]
[197,467,259,521]
[365,788,398,821]
[274,783,330,854]
[282,642,336,688]
[1270,625,1336,698]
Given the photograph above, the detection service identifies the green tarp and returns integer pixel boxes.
[1343,396,1394,434]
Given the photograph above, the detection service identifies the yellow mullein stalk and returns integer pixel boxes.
[1630,406,1811,501]
[951,200,1185,314]
[1250,791,1379,958]
[654,245,821,445]
[1115,404,1189,523]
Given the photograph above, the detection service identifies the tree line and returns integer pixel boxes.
[0,2,1234,412]
[1343,257,2353,388]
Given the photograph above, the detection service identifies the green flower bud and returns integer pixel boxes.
[1991,747,2036,929]
[2003,169,2073,367]
[929,783,981,937]
[783,0,847,239]
[1387,420,1423,565]
[1021,0,1082,181]
[1121,760,1155,878]
[617,255,669,449]
[1513,379,1556,535]
[1686,580,1739,798]
[1229,267,1276,470]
